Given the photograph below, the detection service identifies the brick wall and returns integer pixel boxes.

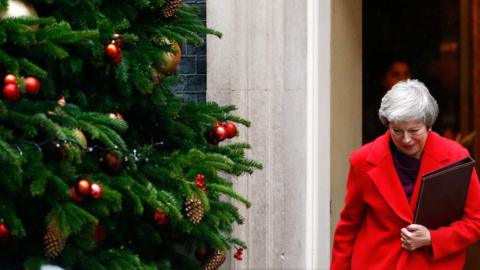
[173,0,207,103]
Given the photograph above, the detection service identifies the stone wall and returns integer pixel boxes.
[173,0,207,103]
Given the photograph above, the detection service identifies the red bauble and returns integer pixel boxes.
[4,74,17,85]
[3,83,20,101]
[195,247,209,261]
[195,181,206,191]
[195,174,206,191]
[70,187,84,202]
[207,130,219,144]
[223,122,238,138]
[112,51,123,65]
[102,151,125,175]
[105,43,120,59]
[76,179,91,196]
[0,223,9,241]
[94,223,107,245]
[90,183,103,199]
[212,124,227,141]
[153,208,168,225]
[234,248,245,260]
[24,76,40,95]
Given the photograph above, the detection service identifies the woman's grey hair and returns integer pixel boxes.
[378,79,439,127]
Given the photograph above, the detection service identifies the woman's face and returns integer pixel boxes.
[389,120,429,159]
[382,61,411,90]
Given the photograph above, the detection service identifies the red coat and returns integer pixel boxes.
[331,131,480,270]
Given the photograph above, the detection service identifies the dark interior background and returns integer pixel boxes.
[363,0,460,143]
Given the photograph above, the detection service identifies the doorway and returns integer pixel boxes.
[362,0,472,147]
[363,1,480,269]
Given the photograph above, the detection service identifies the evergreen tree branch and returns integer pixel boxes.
[208,183,251,208]
[48,203,98,236]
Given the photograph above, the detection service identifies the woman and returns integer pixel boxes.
[331,79,480,269]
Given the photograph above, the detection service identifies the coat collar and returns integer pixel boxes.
[366,130,451,223]
[366,130,449,166]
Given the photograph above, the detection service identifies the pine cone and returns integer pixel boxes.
[184,195,204,224]
[162,0,182,18]
[202,249,226,270]
[44,219,67,259]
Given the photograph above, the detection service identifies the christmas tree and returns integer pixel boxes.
[0,0,261,269]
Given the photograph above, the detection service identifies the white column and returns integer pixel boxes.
[207,0,330,269]
[307,0,332,269]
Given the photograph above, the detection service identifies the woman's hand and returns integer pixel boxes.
[400,224,431,251]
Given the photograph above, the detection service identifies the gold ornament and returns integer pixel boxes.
[108,112,124,121]
[0,0,37,18]
[44,219,67,259]
[161,0,182,18]
[0,0,39,30]
[184,195,204,224]
[156,40,181,75]
[73,128,87,147]
[202,249,226,270]
[57,96,66,107]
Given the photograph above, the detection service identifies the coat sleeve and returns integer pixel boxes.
[331,158,366,270]
[429,167,480,260]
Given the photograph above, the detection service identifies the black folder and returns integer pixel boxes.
[414,156,475,229]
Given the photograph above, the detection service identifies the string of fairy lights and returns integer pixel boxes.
[15,137,166,164]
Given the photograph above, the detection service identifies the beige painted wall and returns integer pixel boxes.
[330,0,363,237]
